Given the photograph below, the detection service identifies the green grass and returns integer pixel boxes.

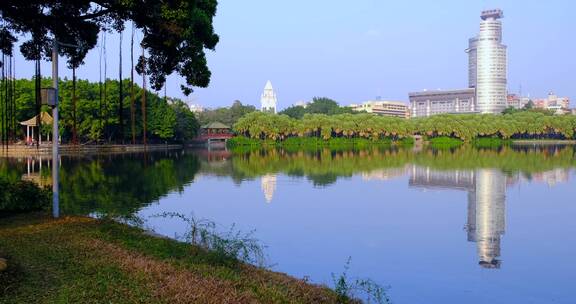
[0,213,343,304]
[429,136,463,149]
[228,136,412,151]
[473,137,510,148]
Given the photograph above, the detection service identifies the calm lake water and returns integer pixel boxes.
[2,146,576,303]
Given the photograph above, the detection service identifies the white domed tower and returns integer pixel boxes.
[260,80,278,114]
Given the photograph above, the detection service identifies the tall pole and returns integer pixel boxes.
[52,40,60,219]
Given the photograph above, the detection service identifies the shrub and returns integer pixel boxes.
[0,178,51,215]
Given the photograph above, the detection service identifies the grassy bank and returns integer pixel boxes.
[228,136,414,151]
[0,213,344,304]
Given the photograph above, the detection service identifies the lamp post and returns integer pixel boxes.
[51,40,59,219]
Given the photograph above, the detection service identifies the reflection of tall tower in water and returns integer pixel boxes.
[410,166,506,268]
[261,174,277,203]
[470,169,506,269]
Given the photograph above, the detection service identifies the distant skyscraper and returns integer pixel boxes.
[466,37,478,89]
[474,9,508,114]
[260,80,278,114]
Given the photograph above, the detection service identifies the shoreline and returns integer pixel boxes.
[511,140,576,146]
[0,213,344,303]
[0,144,183,157]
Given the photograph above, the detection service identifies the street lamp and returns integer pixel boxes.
[50,39,82,219]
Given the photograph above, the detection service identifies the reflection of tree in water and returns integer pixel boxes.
[1,151,202,217]
[58,152,201,217]
[217,146,575,187]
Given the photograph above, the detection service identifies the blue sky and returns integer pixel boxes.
[11,0,576,110]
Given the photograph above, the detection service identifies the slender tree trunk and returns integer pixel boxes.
[1,53,5,147]
[35,59,41,148]
[99,32,104,144]
[103,32,107,142]
[72,66,78,144]
[11,56,16,143]
[141,47,147,146]
[130,24,136,144]
[118,31,123,143]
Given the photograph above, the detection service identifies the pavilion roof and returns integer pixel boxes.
[19,112,53,127]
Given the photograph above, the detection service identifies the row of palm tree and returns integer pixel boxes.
[233,111,576,141]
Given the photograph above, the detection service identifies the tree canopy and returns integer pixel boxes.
[197,100,256,126]
[0,0,219,94]
[279,97,355,119]
[9,77,199,143]
[234,111,576,141]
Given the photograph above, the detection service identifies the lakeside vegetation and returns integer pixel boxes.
[279,97,357,119]
[232,111,576,144]
[0,213,346,304]
[1,78,199,144]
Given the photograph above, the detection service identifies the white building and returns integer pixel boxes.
[260,80,278,114]
[188,104,204,114]
[474,9,508,114]
[349,100,409,118]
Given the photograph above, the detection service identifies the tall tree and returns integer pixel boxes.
[0,0,219,95]
[118,30,123,143]
[130,23,136,144]
[140,46,147,145]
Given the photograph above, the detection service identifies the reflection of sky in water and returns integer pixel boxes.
[140,167,576,304]
[4,150,576,303]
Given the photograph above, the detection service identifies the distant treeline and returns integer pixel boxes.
[233,111,576,142]
[0,77,199,144]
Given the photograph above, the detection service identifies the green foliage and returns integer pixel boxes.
[473,137,509,148]
[0,0,219,94]
[0,178,51,215]
[198,100,256,126]
[152,212,267,268]
[429,136,463,148]
[235,111,576,142]
[5,77,199,143]
[332,257,391,304]
[279,97,355,119]
[280,105,307,119]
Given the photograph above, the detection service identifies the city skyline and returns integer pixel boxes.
[7,1,576,110]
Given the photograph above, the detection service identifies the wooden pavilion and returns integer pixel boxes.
[19,112,53,145]
[196,122,233,146]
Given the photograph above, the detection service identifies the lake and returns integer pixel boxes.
[1,145,575,303]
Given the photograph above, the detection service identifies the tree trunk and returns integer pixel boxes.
[118,31,124,143]
[72,66,78,145]
[35,59,41,148]
[141,47,147,146]
[130,23,136,144]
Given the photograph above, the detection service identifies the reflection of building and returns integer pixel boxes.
[261,81,278,114]
[409,89,476,118]
[409,166,506,268]
[261,174,277,203]
[349,100,410,119]
[474,169,506,268]
[531,168,570,187]
[361,167,409,181]
[21,157,52,187]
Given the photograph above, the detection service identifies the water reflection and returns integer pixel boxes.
[2,146,574,270]
[409,167,506,268]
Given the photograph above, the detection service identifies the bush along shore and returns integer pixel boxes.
[231,111,576,144]
[0,179,386,303]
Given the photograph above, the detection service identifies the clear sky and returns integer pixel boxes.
[10,0,576,110]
